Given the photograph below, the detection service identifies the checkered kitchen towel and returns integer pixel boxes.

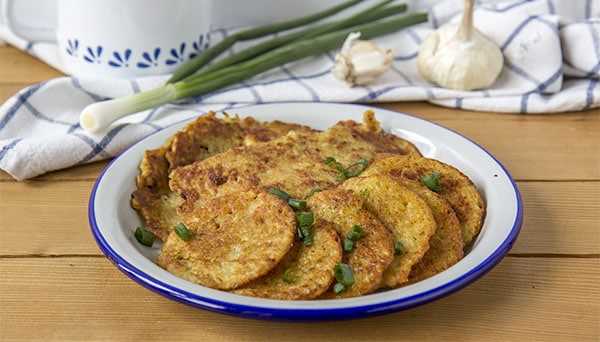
[1,0,599,180]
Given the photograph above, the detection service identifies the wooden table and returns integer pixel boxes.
[0,45,598,342]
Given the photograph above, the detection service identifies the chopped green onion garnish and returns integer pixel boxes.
[268,187,290,201]
[343,238,354,252]
[345,159,369,177]
[306,187,322,199]
[134,226,155,247]
[394,240,405,255]
[296,211,314,227]
[288,198,307,211]
[301,226,314,246]
[334,263,355,286]
[174,223,193,241]
[282,269,296,284]
[421,172,442,192]
[333,282,346,294]
[347,224,365,241]
[324,157,370,181]
[324,156,348,181]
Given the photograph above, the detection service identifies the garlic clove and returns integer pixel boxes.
[333,32,393,87]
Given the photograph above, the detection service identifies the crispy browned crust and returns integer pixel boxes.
[234,220,342,300]
[342,175,437,288]
[157,188,296,290]
[331,110,422,159]
[308,189,395,298]
[169,111,423,208]
[131,112,314,240]
[363,154,486,246]
[401,179,464,282]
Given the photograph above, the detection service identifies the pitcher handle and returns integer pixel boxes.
[3,0,56,42]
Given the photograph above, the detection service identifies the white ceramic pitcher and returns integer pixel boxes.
[2,0,212,78]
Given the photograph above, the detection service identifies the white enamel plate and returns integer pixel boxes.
[89,102,523,320]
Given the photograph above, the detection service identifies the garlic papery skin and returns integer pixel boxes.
[333,32,393,86]
[417,0,503,91]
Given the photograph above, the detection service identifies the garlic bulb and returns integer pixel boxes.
[417,0,503,91]
[332,32,393,86]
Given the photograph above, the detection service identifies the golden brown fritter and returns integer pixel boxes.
[400,179,464,282]
[363,154,485,246]
[308,189,395,298]
[169,130,340,202]
[342,175,436,288]
[131,112,314,240]
[157,188,296,290]
[234,220,342,300]
[169,111,422,206]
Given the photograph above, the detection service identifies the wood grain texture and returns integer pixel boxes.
[0,48,62,83]
[1,44,599,342]
[0,181,598,256]
[0,257,598,342]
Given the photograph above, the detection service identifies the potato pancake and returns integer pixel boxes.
[169,111,422,208]
[132,112,314,240]
[157,188,296,290]
[308,189,395,297]
[363,154,485,246]
[400,179,464,282]
[342,175,436,288]
[234,220,342,300]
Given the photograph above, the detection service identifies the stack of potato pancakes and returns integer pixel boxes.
[131,110,485,300]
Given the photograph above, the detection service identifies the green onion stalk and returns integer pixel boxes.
[187,1,407,80]
[167,0,365,83]
[80,13,428,133]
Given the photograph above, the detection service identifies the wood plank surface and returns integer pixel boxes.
[1,181,598,256]
[1,43,598,342]
[0,48,62,83]
[0,257,597,342]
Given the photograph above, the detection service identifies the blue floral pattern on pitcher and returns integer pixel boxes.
[84,46,103,64]
[166,43,187,65]
[108,49,132,68]
[65,33,209,70]
[137,48,162,68]
[189,35,209,59]
[66,39,79,57]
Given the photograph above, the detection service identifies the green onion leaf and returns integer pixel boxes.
[334,263,355,286]
[268,187,290,201]
[324,156,348,181]
[394,240,405,255]
[134,226,155,247]
[421,172,442,192]
[282,269,296,284]
[81,13,428,133]
[288,198,307,211]
[167,0,366,83]
[175,223,193,241]
[343,238,354,252]
[347,224,365,241]
[296,211,314,227]
[301,225,314,246]
[345,158,369,177]
[333,283,346,294]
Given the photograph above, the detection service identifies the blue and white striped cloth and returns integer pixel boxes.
[1,0,599,180]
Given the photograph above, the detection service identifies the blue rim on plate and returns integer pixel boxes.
[88,102,523,321]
